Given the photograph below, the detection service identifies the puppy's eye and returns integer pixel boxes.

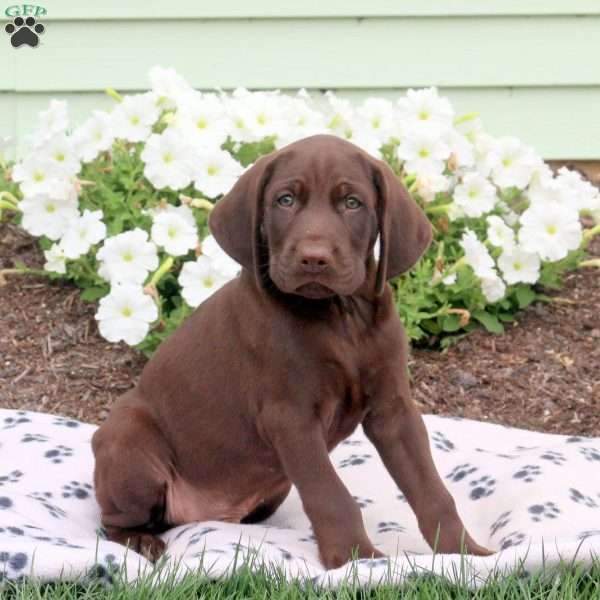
[276,194,295,208]
[344,196,362,210]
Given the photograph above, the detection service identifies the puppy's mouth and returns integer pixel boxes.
[294,282,336,299]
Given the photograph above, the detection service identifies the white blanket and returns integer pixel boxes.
[1,407,599,588]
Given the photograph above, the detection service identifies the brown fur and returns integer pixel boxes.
[92,135,491,567]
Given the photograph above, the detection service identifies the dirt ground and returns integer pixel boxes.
[1,221,599,435]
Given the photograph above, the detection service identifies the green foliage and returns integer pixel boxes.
[0,133,590,355]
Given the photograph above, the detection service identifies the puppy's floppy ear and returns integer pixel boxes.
[208,152,276,286]
[371,158,433,295]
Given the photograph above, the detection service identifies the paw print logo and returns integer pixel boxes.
[44,445,73,463]
[61,481,93,500]
[27,491,67,519]
[469,475,496,500]
[528,502,560,522]
[5,16,45,48]
[513,464,542,483]
[446,463,478,482]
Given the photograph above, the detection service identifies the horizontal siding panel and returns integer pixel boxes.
[2,87,599,160]
[0,16,599,92]
[28,0,600,20]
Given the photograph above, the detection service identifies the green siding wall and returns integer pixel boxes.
[1,1,599,159]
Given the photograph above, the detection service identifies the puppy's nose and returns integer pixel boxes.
[299,246,332,274]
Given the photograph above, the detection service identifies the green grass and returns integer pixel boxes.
[3,559,600,600]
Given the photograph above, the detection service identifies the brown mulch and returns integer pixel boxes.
[1,221,599,434]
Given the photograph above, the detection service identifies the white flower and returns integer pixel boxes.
[414,172,451,203]
[227,89,287,143]
[325,92,355,138]
[486,215,515,250]
[148,65,192,110]
[396,125,450,176]
[488,137,537,189]
[178,255,232,308]
[453,172,497,218]
[352,97,399,143]
[480,273,506,303]
[274,92,328,148]
[192,149,244,198]
[59,209,107,259]
[397,87,454,129]
[200,234,241,278]
[498,245,541,285]
[141,129,194,190]
[72,110,114,163]
[111,93,161,143]
[96,284,158,345]
[446,128,475,169]
[151,210,198,257]
[519,202,582,262]
[43,243,67,274]
[556,167,600,213]
[24,100,69,150]
[40,134,81,177]
[97,229,159,285]
[12,155,73,199]
[459,230,495,279]
[173,92,231,149]
[526,175,571,208]
[442,272,457,285]
[19,194,79,240]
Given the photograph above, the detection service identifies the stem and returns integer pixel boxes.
[579,258,600,268]
[425,202,453,215]
[582,223,600,244]
[0,191,19,207]
[105,87,123,103]
[147,256,174,288]
[189,198,215,212]
[0,266,51,285]
[454,112,479,126]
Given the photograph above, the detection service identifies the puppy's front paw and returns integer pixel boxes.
[128,533,166,562]
[319,541,384,570]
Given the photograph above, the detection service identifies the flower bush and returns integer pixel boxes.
[1,66,599,355]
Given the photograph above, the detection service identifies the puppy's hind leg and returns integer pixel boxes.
[92,403,174,562]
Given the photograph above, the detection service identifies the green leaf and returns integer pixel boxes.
[441,314,462,332]
[472,309,504,334]
[80,286,109,302]
[497,312,516,322]
[515,285,536,309]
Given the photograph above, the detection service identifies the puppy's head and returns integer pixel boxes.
[209,135,432,298]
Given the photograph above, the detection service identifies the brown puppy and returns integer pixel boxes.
[92,134,491,568]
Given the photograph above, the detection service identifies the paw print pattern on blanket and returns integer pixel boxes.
[469,475,497,500]
[44,445,74,464]
[61,481,93,499]
[2,408,600,588]
[569,488,598,508]
[513,464,542,482]
[0,471,23,487]
[580,447,600,462]
[528,502,561,522]
[446,463,478,482]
